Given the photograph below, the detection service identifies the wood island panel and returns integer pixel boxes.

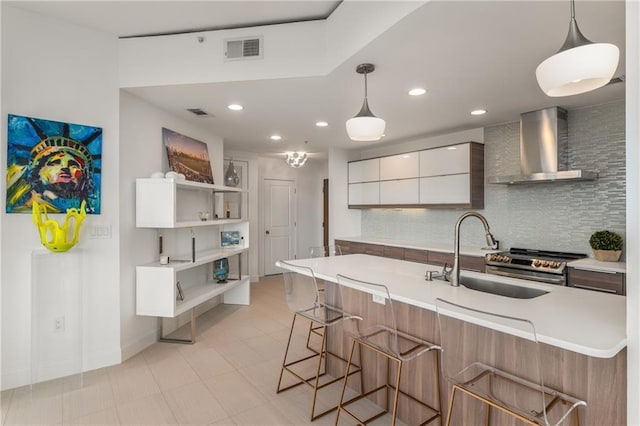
[327,287,626,426]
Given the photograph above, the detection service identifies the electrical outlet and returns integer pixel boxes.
[372,294,386,305]
[54,317,65,333]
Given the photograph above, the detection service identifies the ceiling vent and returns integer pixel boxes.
[186,108,214,118]
[224,36,263,61]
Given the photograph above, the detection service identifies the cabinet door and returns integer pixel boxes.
[380,152,419,181]
[420,143,470,177]
[348,158,380,183]
[383,245,405,260]
[349,182,379,205]
[380,179,419,205]
[420,174,470,204]
[404,248,429,264]
[568,268,626,295]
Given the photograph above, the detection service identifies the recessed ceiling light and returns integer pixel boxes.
[470,109,487,115]
[408,88,427,96]
[270,135,282,141]
[315,121,329,127]
[227,104,243,111]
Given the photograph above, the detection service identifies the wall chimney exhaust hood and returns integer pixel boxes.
[488,106,598,184]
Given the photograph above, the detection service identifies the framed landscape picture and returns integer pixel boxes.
[221,231,241,247]
[162,128,214,184]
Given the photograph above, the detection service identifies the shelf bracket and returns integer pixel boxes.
[158,308,196,344]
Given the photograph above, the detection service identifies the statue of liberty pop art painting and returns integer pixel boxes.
[6,114,102,214]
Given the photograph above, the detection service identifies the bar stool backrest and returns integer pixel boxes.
[309,245,342,258]
[279,260,345,323]
[434,298,565,425]
[336,274,400,357]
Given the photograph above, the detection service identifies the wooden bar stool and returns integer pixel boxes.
[335,274,442,426]
[435,298,586,426]
[276,261,361,421]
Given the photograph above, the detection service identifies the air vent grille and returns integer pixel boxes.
[186,108,208,116]
[225,36,263,61]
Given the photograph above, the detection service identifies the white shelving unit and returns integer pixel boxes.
[135,178,250,344]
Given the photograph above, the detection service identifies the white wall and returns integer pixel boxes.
[1,5,121,389]
[626,1,639,423]
[119,91,224,359]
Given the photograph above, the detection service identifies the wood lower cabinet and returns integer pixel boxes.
[568,268,626,295]
[335,240,485,272]
[404,248,429,263]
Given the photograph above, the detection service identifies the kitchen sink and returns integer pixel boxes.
[460,276,549,299]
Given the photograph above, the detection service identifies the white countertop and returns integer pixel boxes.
[568,257,626,274]
[338,236,627,274]
[335,236,499,257]
[276,254,626,359]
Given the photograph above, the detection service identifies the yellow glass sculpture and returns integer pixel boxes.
[32,200,86,252]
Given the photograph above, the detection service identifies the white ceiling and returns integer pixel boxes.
[11,1,626,157]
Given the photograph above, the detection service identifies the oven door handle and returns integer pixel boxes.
[485,267,566,285]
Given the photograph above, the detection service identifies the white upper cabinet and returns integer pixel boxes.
[380,152,419,180]
[348,182,380,205]
[348,158,379,183]
[420,143,470,177]
[380,179,420,204]
[348,142,484,209]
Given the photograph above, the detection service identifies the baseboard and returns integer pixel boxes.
[120,327,158,362]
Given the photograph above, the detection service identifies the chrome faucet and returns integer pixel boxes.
[451,212,497,287]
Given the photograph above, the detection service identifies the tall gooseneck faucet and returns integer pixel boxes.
[451,212,497,287]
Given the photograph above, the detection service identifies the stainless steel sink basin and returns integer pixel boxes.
[460,276,549,299]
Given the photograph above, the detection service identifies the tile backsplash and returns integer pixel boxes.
[361,100,626,257]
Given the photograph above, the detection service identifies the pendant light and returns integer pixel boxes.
[536,0,619,97]
[346,63,386,141]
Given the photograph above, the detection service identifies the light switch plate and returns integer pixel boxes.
[372,294,386,305]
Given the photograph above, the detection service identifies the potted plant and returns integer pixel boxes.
[589,230,623,262]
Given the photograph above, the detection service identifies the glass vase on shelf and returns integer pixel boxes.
[214,258,229,283]
[224,159,240,187]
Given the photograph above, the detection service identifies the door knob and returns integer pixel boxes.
[266,230,270,234]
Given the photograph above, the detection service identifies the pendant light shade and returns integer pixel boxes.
[536,0,619,97]
[346,63,386,141]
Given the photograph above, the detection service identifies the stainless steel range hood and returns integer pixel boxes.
[488,107,598,184]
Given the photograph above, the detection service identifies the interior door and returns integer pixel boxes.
[264,179,296,275]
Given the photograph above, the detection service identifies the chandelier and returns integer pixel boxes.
[285,152,308,168]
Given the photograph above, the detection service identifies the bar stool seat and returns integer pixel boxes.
[335,274,442,426]
[435,298,586,426]
[276,261,361,421]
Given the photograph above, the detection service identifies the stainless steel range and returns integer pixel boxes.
[485,248,587,285]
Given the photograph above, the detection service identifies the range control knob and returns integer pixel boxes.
[532,260,540,267]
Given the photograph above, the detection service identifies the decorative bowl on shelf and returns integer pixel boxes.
[214,258,229,283]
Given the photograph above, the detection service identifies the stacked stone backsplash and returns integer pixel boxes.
[361,100,626,258]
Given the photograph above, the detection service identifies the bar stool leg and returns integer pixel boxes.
[335,339,358,426]
[445,385,459,426]
[391,359,402,426]
[310,322,329,421]
[276,314,298,393]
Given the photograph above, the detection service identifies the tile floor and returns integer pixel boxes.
[1,275,404,426]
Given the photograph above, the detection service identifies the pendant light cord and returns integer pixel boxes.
[363,70,369,100]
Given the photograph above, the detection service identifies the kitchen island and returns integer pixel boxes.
[276,254,626,425]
